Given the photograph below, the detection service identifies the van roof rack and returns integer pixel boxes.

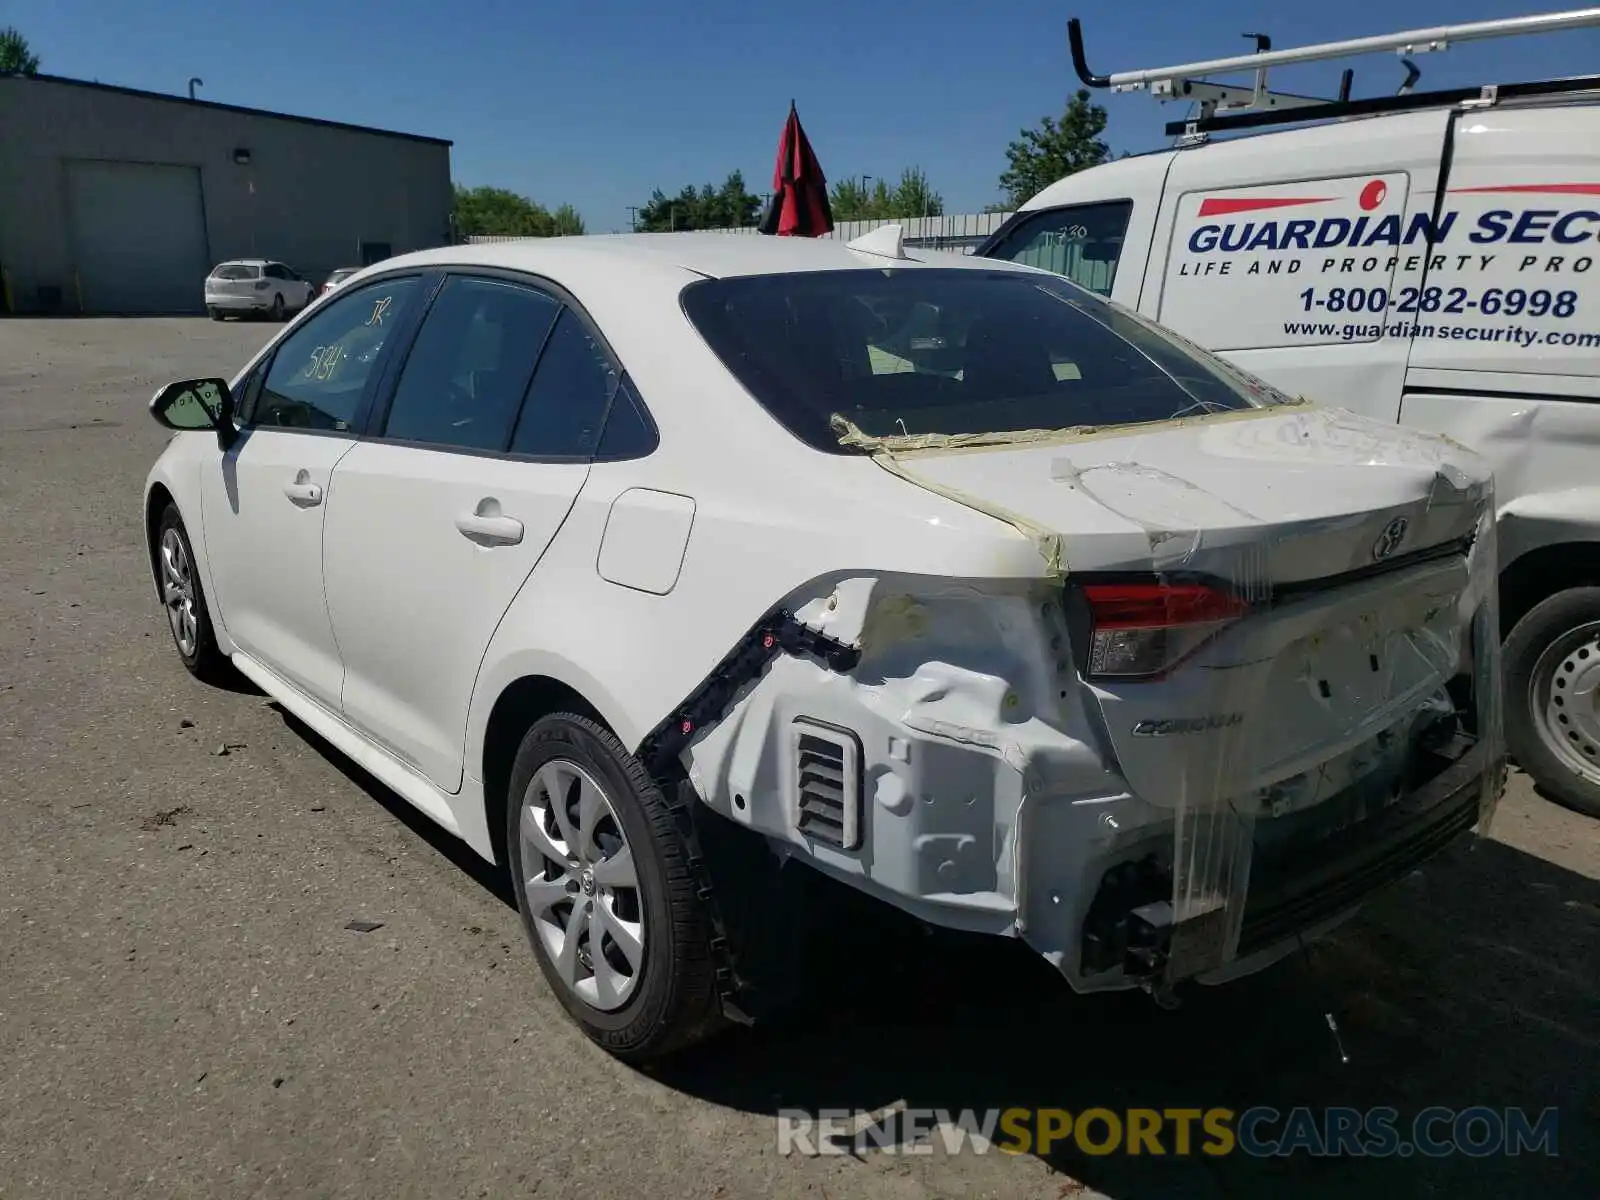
[1067,7,1600,139]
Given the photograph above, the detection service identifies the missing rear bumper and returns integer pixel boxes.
[1078,737,1495,987]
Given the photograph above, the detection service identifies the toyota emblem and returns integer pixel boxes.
[1372,516,1409,561]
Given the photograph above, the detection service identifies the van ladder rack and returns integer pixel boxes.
[1067,7,1600,138]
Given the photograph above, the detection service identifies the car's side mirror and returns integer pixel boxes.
[149,377,237,449]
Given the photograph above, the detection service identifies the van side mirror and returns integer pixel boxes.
[149,378,236,449]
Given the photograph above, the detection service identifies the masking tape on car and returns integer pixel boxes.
[831,415,1067,578]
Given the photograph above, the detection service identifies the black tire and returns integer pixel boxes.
[154,504,232,684]
[1503,586,1600,819]
[269,293,285,321]
[206,306,223,321]
[506,714,725,1061]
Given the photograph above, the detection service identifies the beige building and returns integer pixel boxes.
[0,74,452,314]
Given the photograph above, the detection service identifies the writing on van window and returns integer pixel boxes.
[981,201,1132,298]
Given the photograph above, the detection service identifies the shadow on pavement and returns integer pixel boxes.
[266,700,1596,1196]
[272,706,517,911]
[652,835,1598,1198]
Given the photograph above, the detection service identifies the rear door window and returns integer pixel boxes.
[981,201,1132,296]
[508,309,622,458]
[594,375,658,460]
[379,275,561,452]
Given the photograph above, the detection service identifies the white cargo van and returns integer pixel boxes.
[978,9,1600,818]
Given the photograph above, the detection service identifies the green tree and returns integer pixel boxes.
[452,185,585,238]
[0,26,40,75]
[830,167,945,221]
[998,89,1110,208]
[549,204,585,236]
[636,171,761,231]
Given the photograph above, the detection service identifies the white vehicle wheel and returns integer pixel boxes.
[155,505,230,683]
[506,714,725,1060]
[1505,587,1600,819]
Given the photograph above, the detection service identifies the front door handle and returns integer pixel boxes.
[455,500,524,546]
[283,471,323,506]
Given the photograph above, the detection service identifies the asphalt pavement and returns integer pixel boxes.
[0,316,1595,1199]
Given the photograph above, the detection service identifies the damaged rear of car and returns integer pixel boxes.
[676,265,1504,1003]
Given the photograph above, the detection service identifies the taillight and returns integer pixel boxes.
[1080,582,1249,680]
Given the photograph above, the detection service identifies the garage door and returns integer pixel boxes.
[66,161,209,314]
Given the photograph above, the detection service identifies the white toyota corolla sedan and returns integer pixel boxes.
[144,229,1506,1061]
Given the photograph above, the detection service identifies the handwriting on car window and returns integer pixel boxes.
[368,296,394,327]
[304,345,345,382]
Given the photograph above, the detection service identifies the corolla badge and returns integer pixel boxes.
[1131,713,1244,737]
[1372,516,1409,561]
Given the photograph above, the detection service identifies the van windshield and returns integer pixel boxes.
[680,268,1291,453]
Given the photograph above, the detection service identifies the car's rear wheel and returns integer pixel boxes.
[269,293,285,321]
[506,713,724,1061]
[206,306,223,321]
[155,505,231,683]
[1505,587,1600,819]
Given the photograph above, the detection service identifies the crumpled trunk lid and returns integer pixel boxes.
[887,405,1495,799]
[898,405,1488,585]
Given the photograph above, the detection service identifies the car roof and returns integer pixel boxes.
[382,231,1048,285]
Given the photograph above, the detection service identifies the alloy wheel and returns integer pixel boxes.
[519,759,645,1011]
[159,526,199,658]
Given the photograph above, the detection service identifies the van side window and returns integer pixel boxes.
[982,200,1133,296]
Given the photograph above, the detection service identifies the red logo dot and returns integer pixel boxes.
[1359,180,1387,211]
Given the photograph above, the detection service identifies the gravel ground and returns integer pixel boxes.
[0,316,1595,1199]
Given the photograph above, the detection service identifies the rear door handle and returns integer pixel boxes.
[455,509,524,546]
[283,474,323,505]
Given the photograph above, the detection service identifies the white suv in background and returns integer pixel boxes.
[205,260,314,321]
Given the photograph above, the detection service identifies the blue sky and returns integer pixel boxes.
[11,1,1600,231]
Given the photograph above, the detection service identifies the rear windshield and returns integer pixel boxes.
[211,264,259,280]
[680,268,1290,452]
